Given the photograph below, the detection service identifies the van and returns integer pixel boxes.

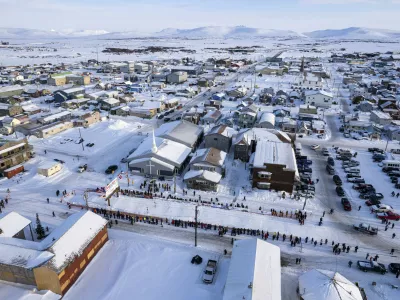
[382,160,400,169]
[391,149,400,154]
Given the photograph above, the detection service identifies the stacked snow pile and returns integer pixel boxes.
[108,120,129,131]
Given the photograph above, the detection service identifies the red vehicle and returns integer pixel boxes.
[377,211,400,221]
[341,198,352,211]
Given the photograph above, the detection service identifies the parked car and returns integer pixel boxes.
[371,204,393,213]
[365,199,381,206]
[105,165,118,174]
[346,173,361,179]
[336,186,345,197]
[353,223,378,235]
[327,157,335,166]
[368,147,381,152]
[360,193,383,200]
[326,165,335,175]
[202,260,217,283]
[333,175,342,186]
[191,255,203,265]
[311,144,320,150]
[352,184,374,191]
[341,198,352,211]
[357,261,387,274]
[388,263,400,274]
[348,178,365,183]
[376,211,400,221]
[383,167,400,173]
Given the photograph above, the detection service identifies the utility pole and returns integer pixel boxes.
[385,137,390,152]
[126,162,130,186]
[84,189,89,210]
[195,205,199,247]
[78,128,85,151]
[302,197,307,210]
[173,173,176,194]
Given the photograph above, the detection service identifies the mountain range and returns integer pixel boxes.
[0,26,399,40]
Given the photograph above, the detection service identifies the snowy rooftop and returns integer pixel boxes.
[208,125,237,138]
[223,239,281,300]
[298,269,363,300]
[258,112,276,124]
[371,110,392,120]
[0,212,31,237]
[253,140,297,171]
[155,120,203,148]
[234,128,291,146]
[305,90,333,98]
[42,211,107,272]
[22,104,41,112]
[61,87,85,94]
[38,160,61,170]
[0,142,26,156]
[0,243,54,269]
[190,147,227,167]
[184,169,222,183]
[129,136,191,166]
[0,85,23,93]
[40,111,71,123]
[101,97,120,105]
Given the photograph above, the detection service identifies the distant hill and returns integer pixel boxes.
[152,26,305,38]
[303,27,400,39]
[1,26,400,40]
[0,28,109,39]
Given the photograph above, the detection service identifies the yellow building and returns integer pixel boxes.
[37,161,62,177]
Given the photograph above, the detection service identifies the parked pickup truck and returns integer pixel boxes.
[353,223,378,235]
[357,261,387,274]
[203,259,218,283]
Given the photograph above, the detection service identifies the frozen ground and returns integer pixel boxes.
[64,229,229,300]
[0,37,400,299]
[0,281,60,300]
[1,37,399,66]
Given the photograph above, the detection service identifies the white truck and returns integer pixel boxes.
[202,259,217,284]
[78,164,88,173]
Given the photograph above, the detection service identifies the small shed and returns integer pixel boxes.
[0,211,32,240]
[3,164,24,179]
[38,161,62,177]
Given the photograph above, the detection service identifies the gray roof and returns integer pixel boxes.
[155,120,203,148]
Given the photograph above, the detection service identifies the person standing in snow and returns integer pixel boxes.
[393,233,396,239]
[47,198,49,203]
[348,261,353,268]
[52,211,55,217]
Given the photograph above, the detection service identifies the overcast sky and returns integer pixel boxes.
[1,0,400,32]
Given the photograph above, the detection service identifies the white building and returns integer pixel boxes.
[305,90,334,108]
[297,73,323,89]
[370,110,392,126]
[223,239,281,300]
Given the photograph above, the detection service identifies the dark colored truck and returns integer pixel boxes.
[357,261,387,274]
[353,223,378,235]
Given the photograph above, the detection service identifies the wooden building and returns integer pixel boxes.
[0,211,108,296]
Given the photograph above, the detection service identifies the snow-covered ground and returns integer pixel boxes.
[64,230,229,300]
[0,281,60,300]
